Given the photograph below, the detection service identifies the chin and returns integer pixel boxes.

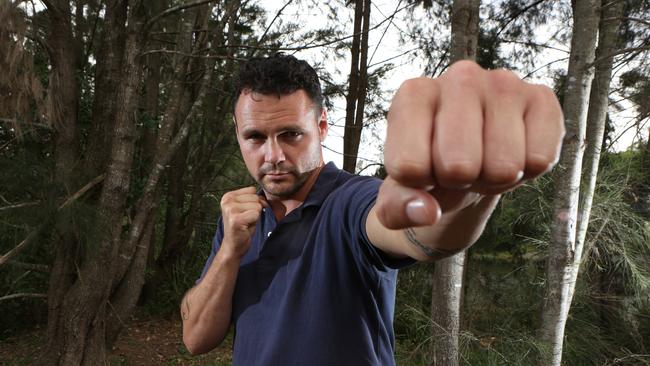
[262,183,301,198]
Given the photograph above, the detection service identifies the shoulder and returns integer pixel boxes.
[332,173,382,198]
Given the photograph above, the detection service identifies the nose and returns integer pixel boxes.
[264,138,285,164]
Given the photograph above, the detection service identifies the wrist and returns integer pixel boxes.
[217,238,248,262]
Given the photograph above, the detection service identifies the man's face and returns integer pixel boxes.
[234,89,328,199]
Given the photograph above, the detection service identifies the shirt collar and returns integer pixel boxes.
[300,161,342,209]
[257,162,343,222]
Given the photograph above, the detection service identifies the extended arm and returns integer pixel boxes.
[367,192,500,262]
[367,61,564,261]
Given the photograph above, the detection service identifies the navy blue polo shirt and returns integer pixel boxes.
[199,162,414,365]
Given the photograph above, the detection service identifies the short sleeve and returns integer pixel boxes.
[335,176,416,271]
[197,217,225,283]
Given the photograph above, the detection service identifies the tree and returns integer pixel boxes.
[429,1,480,365]
[0,1,247,363]
[574,0,625,288]
[540,0,601,364]
[343,0,371,173]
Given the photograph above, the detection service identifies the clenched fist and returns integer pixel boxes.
[220,187,267,259]
[376,60,565,229]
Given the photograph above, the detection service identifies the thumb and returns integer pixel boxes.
[375,176,442,230]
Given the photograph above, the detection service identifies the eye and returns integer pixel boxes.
[281,131,302,140]
[246,133,265,142]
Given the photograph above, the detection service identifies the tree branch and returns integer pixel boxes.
[139,48,245,60]
[494,0,546,39]
[220,3,412,53]
[590,45,650,67]
[256,0,294,46]
[0,174,105,268]
[58,174,105,210]
[0,293,47,302]
[146,0,219,29]
[602,16,650,28]
[0,201,41,211]
[5,260,50,272]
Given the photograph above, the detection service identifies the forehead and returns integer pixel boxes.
[234,90,317,131]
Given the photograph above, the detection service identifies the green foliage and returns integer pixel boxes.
[394,254,649,365]
[394,146,650,365]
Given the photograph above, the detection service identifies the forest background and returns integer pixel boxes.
[0,0,649,365]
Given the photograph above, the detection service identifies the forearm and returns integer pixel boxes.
[181,247,240,354]
[403,194,500,261]
[368,194,500,262]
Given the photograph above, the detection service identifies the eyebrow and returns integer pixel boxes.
[240,124,305,137]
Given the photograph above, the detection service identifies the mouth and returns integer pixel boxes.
[264,172,290,178]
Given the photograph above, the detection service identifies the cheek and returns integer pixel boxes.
[239,146,262,167]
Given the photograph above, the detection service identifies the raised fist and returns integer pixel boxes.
[219,187,267,258]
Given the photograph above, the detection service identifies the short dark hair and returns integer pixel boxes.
[231,53,324,114]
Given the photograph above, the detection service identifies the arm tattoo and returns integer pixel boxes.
[403,227,455,260]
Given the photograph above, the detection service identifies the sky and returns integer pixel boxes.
[261,0,644,174]
[25,0,645,167]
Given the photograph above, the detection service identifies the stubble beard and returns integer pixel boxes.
[257,164,312,199]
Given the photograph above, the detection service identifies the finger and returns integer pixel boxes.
[429,187,482,213]
[222,186,257,204]
[236,209,262,227]
[233,202,263,213]
[523,84,565,178]
[384,77,437,187]
[235,193,263,203]
[375,176,441,229]
[434,61,484,188]
[232,186,257,195]
[480,70,526,187]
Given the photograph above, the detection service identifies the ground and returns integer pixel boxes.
[0,315,233,366]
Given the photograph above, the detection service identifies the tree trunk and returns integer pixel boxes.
[40,2,84,364]
[539,1,601,365]
[143,35,163,273]
[141,0,240,301]
[40,2,149,364]
[431,253,466,366]
[573,0,624,287]
[86,0,128,174]
[430,1,479,365]
[343,0,370,173]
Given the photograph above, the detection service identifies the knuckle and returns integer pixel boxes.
[487,69,522,94]
[396,77,434,100]
[438,160,480,184]
[222,205,234,218]
[446,60,483,87]
[387,159,430,183]
[376,202,399,230]
[483,161,523,184]
[376,183,400,229]
[400,76,431,91]
[526,153,554,175]
[533,85,566,137]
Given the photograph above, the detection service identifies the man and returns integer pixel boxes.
[181,54,564,365]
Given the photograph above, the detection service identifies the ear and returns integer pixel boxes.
[318,108,328,142]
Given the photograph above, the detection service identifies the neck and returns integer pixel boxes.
[266,162,325,221]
